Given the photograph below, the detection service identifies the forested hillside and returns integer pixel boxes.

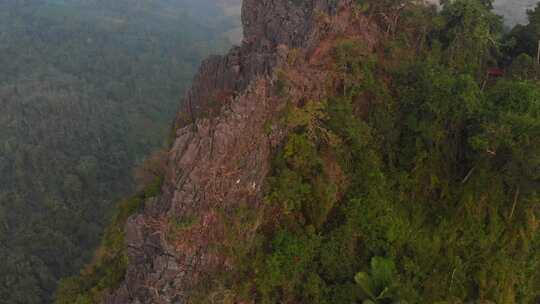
[53,0,540,303]
[0,1,238,303]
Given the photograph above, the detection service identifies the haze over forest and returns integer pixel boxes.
[0,0,539,303]
[0,1,240,303]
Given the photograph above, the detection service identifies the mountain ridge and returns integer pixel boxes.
[103,1,355,302]
[56,0,540,303]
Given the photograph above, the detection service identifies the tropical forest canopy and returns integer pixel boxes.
[3,0,540,303]
[0,1,239,303]
[57,0,540,303]
[224,0,540,303]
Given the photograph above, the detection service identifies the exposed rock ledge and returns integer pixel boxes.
[102,1,377,303]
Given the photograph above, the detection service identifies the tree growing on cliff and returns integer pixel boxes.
[439,0,502,75]
[505,3,540,64]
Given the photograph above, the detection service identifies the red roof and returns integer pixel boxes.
[487,68,504,77]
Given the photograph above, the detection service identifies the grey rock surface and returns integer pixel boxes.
[103,1,351,303]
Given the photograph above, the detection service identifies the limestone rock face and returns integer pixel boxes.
[179,0,343,124]
[100,1,540,303]
[102,1,374,303]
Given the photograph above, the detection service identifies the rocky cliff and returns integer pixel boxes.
[103,0,378,303]
[54,0,540,302]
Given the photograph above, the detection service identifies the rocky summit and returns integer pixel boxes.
[55,0,540,303]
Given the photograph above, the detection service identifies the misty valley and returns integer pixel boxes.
[0,1,240,303]
[1,0,540,304]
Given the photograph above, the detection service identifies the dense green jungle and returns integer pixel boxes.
[223,1,540,303]
[0,1,240,303]
[57,0,540,303]
[3,0,540,303]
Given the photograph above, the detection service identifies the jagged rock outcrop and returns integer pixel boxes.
[104,1,378,303]
[179,0,341,123]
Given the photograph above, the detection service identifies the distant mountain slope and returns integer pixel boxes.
[0,1,238,303]
[61,0,540,303]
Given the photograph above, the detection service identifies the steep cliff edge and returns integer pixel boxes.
[106,1,378,302]
[58,0,540,303]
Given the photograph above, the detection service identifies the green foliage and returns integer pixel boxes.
[333,39,377,98]
[256,230,322,303]
[438,0,502,76]
[355,257,400,304]
[0,1,236,302]
[504,2,540,62]
[508,54,539,80]
[54,177,163,304]
[212,4,540,303]
[143,176,165,198]
[44,1,540,304]
[167,215,200,242]
[480,80,540,188]
[275,69,289,97]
